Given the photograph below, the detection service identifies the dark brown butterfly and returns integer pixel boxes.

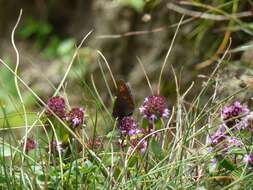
[112,79,135,119]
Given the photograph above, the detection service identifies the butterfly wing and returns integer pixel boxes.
[112,80,135,119]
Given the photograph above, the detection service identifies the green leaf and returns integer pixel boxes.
[0,176,8,183]
[219,158,236,171]
[57,39,75,56]
[0,112,38,128]
[144,0,159,12]
[113,167,121,179]
[119,0,145,12]
[102,153,120,167]
[151,139,163,160]
[18,17,52,39]
[155,119,162,129]
[106,130,118,139]
[56,123,69,143]
[0,145,11,157]
[42,36,61,58]
[128,155,137,167]
[141,119,149,130]
[80,160,96,174]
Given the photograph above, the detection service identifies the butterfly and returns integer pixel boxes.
[112,79,135,119]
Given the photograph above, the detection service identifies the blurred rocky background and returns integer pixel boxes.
[0,0,253,115]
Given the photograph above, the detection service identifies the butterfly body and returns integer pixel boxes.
[112,80,135,119]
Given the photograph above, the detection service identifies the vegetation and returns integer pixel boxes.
[1,0,253,189]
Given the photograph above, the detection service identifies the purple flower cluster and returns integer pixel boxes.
[208,101,253,169]
[240,112,253,131]
[209,125,227,146]
[209,101,250,152]
[46,96,66,119]
[66,107,85,128]
[129,129,147,154]
[115,94,170,153]
[46,96,85,128]
[139,95,169,121]
[43,96,86,155]
[117,116,138,135]
[22,138,37,152]
[209,126,242,154]
[243,154,253,166]
[220,101,253,133]
[117,116,147,153]
[227,136,242,147]
[221,101,249,128]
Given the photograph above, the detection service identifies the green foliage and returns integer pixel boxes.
[0,58,20,112]
[219,158,236,171]
[118,0,145,11]
[0,58,37,121]
[18,17,76,60]
[150,139,163,160]
[18,17,52,41]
